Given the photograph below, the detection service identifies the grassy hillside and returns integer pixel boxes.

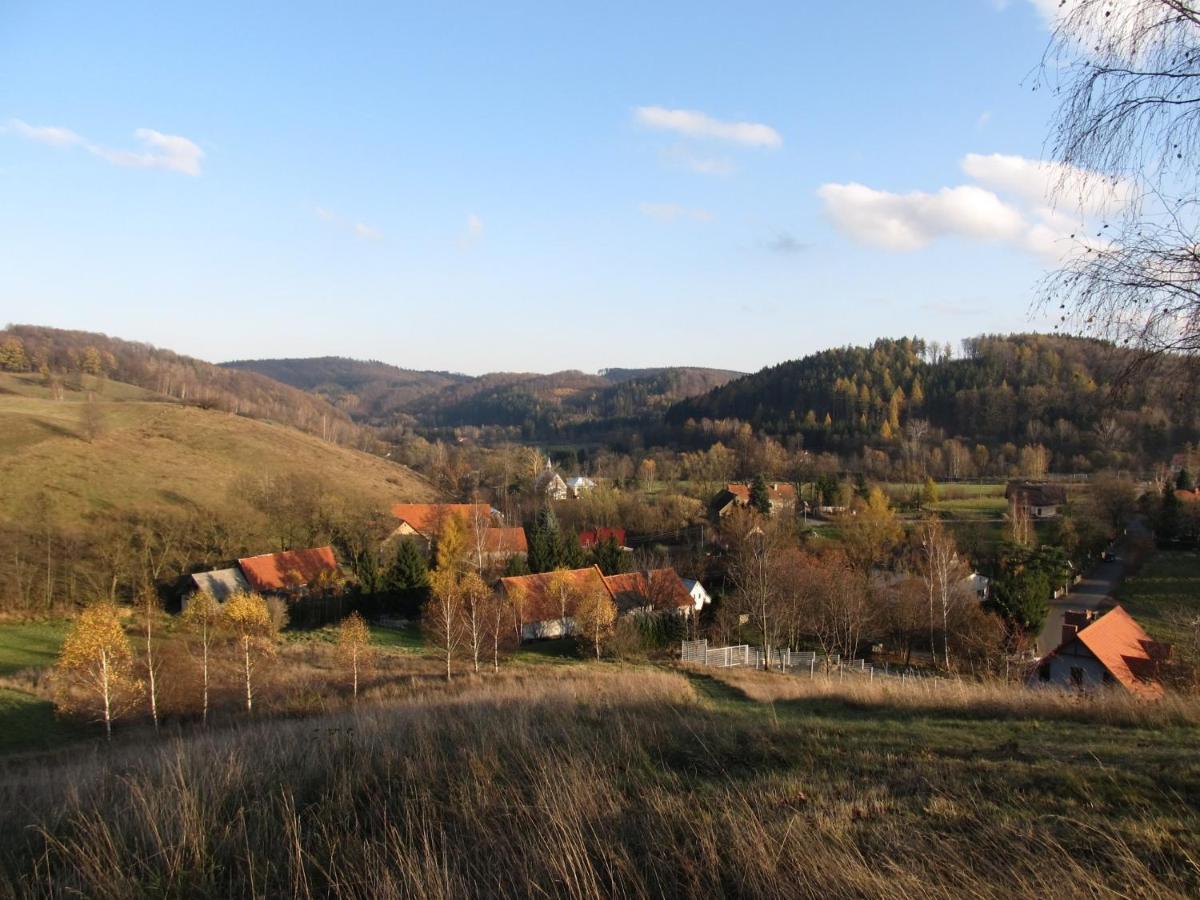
[0,666,1196,897]
[0,372,435,523]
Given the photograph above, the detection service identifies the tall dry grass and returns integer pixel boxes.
[709,667,1200,728]
[0,667,1197,899]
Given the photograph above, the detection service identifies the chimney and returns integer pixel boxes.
[1061,623,1080,645]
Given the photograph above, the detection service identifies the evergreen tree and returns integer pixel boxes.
[527,507,563,573]
[921,476,939,509]
[386,539,430,613]
[1157,480,1182,544]
[749,474,771,515]
[986,545,1052,636]
[590,536,628,575]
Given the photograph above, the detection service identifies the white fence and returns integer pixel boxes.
[682,640,886,679]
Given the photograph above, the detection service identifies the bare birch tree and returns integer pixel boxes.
[181,591,219,725]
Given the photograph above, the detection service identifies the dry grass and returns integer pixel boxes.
[709,666,1200,728]
[0,665,1198,898]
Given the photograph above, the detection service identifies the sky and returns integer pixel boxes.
[0,0,1095,375]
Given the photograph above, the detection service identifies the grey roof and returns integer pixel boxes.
[190,567,250,602]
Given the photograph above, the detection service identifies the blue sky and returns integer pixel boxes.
[0,1,1078,375]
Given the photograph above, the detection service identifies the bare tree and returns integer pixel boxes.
[724,510,787,667]
[181,592,219,725]
[1040,1,1200,363]
[918,518,970,671]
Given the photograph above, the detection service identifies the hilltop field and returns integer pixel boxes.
[0,372,435,522]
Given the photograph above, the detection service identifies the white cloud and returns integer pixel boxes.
[634,106,782,149]
[457,212,484,249]
[7,119,203,175]
[818,152,1129,263]
[976,111,992,130]
[961,152,1132,218]
[315,206,383,241]
[638,202,715,223]
[816,182,1024,251]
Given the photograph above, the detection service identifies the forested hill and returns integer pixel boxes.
[1,326,364,446]
[222,356,742,432]
[666,334,1199,469]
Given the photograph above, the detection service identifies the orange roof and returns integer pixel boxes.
[499,566,612,622]
[481,527,528,553]
[725,482,795,501]
[238,546,338,593]
[1055,605,1167,700]
[602,568,692,614]
[390,503,494,536]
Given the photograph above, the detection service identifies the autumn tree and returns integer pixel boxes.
[80,394,106,443]
[425,513,470,680]
[637,457,657,492]
[181,591,220,725]
[55,601,140,740]
[336,611,374,700]
[221,592,280,712]
[574,585,617,660]
[461,570,491,674]
[724,509,788,666]
[838,486,902,574]
[917,517,970,670]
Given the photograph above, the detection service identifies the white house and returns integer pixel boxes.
[535,466,569,501]
[681,578,712,613]
[565,475,596,498]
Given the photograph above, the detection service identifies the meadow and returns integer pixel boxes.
[1117,549,1200,649]
[0,663,1197,898]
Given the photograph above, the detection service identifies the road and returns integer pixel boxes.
[1035,519,1149,655]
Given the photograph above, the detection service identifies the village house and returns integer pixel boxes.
[185,545,341,607]
[565,475,596,498]
[237,545,342,597]
[1005,481,1067,519]
[579,527,628,550]
[1031,606,1171,700]
[389,503,501,544]
[681,578,712,613]
[475,526,529,566]
[535,468,569,501]
[498,565,695,640]
[712,481,797,518]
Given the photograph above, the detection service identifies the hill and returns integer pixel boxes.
[1,325,363,445]
[0,371,436,610]
[221,356,742,434]
[667,334,1200,472]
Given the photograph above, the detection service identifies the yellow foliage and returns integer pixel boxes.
[55,600,141,736]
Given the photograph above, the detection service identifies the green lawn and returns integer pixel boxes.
[0,620,70,676]
[283,621,426,653]
[1117,549,1200,647]
[0,688,90,755]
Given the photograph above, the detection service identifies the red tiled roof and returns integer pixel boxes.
[602,568,693,614]
[481,527,528,553]
[498,566,612,622]
[724,482,796,502]
[1056,605,1168,700]
[390,503,494,536]
[238,546,338,593]
[579,527,626,549]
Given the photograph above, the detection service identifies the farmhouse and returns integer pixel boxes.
[238,546,341,596]
[476,526,529,565]
[535,468,569,501]
[185,567,250,608]
[681,578,712,612]
[389,503,499,542]
[1032,606,1171,700]
[498,565,695,640]
[579,527,628,549]
[1005,481,1067,519]
[712,481,797,518]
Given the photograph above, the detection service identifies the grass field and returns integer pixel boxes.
[0,666,1196,897]
[0,372,436,523]
[1117,549,1200,648]
[0,620,69,676]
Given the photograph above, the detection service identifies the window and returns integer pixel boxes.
[1070,666,1084,687]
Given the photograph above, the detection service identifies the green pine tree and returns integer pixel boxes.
[749,474,772,515]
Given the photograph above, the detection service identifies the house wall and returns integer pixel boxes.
[1030,643,1112,692]
[522,617,576,641]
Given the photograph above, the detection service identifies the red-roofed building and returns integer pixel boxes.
[579,527,627,549]
[1031,605,1171,700]
[237,546,340,595]
[477,527,529,565]
[498,565,694,640]
[713,482,797,518]
[390,503,498,541]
